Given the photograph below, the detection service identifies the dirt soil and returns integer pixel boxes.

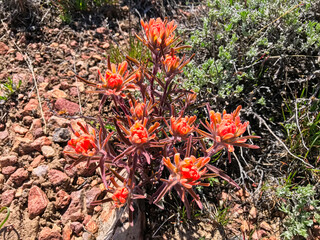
[0,1,319,240]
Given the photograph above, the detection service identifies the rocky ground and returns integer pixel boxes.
[0,1,319,240]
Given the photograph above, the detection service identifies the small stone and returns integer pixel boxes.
[33,128,45,138]
[55,98,80,115]
[86,187,102,209]
[76,162,96,177]
[1,189,16,206]
[82,232,91,240]
[48,116,70,128]
[28,186,48,219]
[92,54,102,61]
[32,165,48,177]
[62,190,84,223]
[48,89,68,99]
[31,118,42,130]
[12,124,29,135]
[70,222,83,236]
[23,116,33,126]
[55,190,71,209]
[260,221,272,231]
[41,146,55,158]
[85,219,98,234]
[48,169,70,186]
[31,136,52,151]
[62,224,72,240]
[101,42,110,49]
[9,168,28,186]
[249,206,257,220]
[38,227,62,240]
[0,155,18,167]
[15,52,24,61]
[31,155,45,168]
[0,130,9,140]
[69,87,78,97]
[70,40,78,47]
[0,42,9,55]
[23,99,38,115]
[52,128,70,143]
[72,82,84,92]
[2,166,17,175]
[15,187,23,197]
[96,27,107,34]
[0,174,5,184]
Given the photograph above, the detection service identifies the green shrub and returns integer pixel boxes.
[183,0,318,97]
[277,184,320,239]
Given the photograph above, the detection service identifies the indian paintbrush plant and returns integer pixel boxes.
[64,18,260,224]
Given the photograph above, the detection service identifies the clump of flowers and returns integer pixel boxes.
[64,18,260,224]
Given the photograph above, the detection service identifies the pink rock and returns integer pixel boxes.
[96,27,107,34]
[23,99,38,115]
[48,116,70,128]
[31,155,45,168]
[0,42,9,55]
[70,221,83,236]
[23,116,33,126]
[41,146,55,158]
[69,87,78,97]
[55,190,71,209]
[12,124,29,135]
[76,161,97,177]
[38,227,62,240]
[62,224,72,240]
[86,186,102,209]
[101,42,110,49]
[62,190,84,223]
[0,155,18,167]
[15,52,24,61]
[9,168,28,186]
[64,164,76,177]
[1,189,16,206]
[86,219,98,234]
[70,40,78,47]
[0,130,8,140]
[47,89,68,99]
[55,98,80,115]
[31,118,42,130]
[31,136,52,151]
[48,169,70,186]
[2,166,17,175]
[33,127,44,138]
[28,186,48,219]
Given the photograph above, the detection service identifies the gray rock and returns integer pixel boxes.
[52,128,70,143]
[32,165,48,177]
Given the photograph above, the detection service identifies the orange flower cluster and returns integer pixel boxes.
[170,116,196,139]
[139,18,177,50]
[163,153,210,188]
[67,123,97,157]
[111,187,129,208]
[209,106,249,152]
[129,120,149,145]
[131,102,146,120]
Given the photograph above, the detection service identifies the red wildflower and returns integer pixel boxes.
[138,18,177,52]
[76,59,137,98]
[163,153,210,189]
[67,122,97,157]
[170,116,196,139]
[197,105,260,154]
[163,50,194,76]
[112,187,129,208]
[129,120,149,145]
[68,135,97,157]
